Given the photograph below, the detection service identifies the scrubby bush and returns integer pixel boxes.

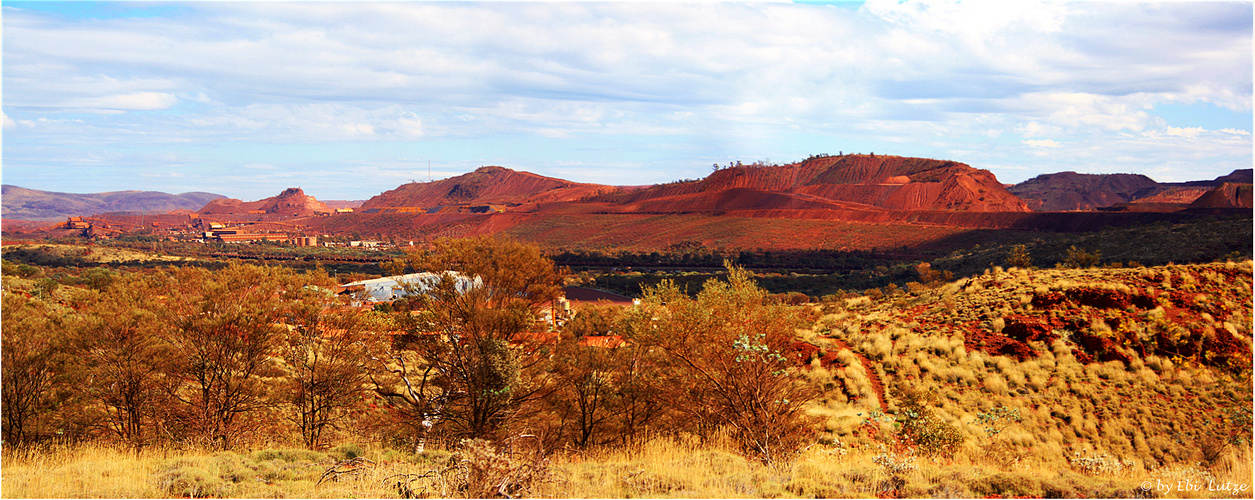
[1006,244,1033,269]
[886,386,965,458]
[1063,246,1101,268]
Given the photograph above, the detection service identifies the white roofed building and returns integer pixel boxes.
[339,272,480,302]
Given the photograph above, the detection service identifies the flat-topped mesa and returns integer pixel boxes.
[360,166,612,209]
[1008,172,1160,211]
[199,187,331,216]
[594,154,1030,212]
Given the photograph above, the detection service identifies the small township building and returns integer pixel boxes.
[338,272,480,303]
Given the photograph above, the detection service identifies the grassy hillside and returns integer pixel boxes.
[804,261,1252,464]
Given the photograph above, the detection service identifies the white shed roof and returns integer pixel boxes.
[342,272,479,302]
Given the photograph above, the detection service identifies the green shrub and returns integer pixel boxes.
[33,277,59,296]
[1006,244,1033,269]
[251,449,326,463]
[1063,246,1101,268]
[891,386,965,457]
[330,443,365,460]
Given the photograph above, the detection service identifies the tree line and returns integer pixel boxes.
[2,237,816,463]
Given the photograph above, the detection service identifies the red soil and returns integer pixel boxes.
[828,338,889,412]
[966,275,1251,372]
[964,327,1038,362]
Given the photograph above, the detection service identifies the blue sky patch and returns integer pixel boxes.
[1152,102,1252,133]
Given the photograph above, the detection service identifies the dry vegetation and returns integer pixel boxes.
[2,240,1252,498]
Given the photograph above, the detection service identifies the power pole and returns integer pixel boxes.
[428,160,432,182]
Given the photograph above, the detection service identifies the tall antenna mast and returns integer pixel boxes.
[428,160,432,182]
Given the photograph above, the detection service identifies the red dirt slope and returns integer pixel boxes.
[200,188,331,216]
[360,166,614,210]
[1188,183,1254,209]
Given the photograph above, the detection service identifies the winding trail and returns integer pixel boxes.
[828,338,888,412]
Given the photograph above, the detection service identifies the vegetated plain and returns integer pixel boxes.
[2,230,1252,499]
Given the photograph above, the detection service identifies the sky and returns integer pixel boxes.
[2,0,1251,201]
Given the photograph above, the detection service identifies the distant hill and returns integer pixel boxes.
[1007,172,1159,211]
[1,185,225,221]
[199,188,332,216]
[1010,169,1253,211]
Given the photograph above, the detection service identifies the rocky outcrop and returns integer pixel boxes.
[199,187,331,216]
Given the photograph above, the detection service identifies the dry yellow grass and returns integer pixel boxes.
[4,428,1248,498]
[1,442,446,499]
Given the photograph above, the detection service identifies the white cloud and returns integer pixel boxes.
[1165,126,1206,139]
[1023,139,1061,148]
[340,123,375,136]
[2,112,16,130]
[1,2,1249,195]
[396,113,424,137]
[70,92,178,112]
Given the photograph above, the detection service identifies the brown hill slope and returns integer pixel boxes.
[199,188,331,216]
[360,166,614,209]
[592,154,1028,213]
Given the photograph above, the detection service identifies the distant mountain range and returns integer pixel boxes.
[1008,169,1252,211]
[4,157,1249,251]
[1,185,225,221]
